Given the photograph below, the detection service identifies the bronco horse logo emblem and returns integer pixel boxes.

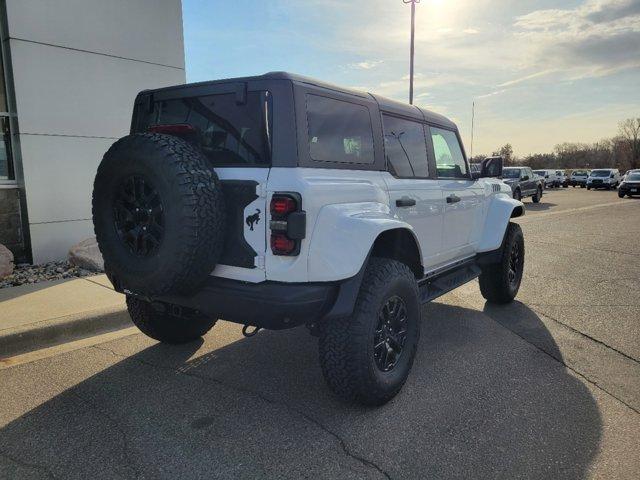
[245,209,261,231]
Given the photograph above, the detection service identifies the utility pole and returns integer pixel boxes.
[403,0,420,104]
[470,101,475,159]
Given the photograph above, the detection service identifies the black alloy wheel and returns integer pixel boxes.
[508,240,523,288]
[373,295,408,372]
[113,175,164,257]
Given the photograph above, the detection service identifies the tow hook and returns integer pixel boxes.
[242,325,261,337]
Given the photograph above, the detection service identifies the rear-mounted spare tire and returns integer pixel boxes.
[92,133,225,295]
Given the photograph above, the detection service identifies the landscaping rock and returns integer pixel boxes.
[0,260,100,289]
[0,243,14,279]
[68,237,104,271]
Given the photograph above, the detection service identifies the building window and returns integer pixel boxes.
[0,33,14,181]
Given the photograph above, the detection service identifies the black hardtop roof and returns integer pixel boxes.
[144,71,457,130]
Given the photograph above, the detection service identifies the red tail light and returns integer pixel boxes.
[269,193,305,256]
[270,196,297,216]
[270,234,296,255]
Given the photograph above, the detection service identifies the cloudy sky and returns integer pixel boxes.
[183,0,640,156]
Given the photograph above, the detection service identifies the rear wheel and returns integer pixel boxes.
[479,222,524,304]
[127,297,216,344]
[319,258,421,406]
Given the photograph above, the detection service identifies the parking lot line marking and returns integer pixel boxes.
[519,199,636,222]
[0,327,140,369]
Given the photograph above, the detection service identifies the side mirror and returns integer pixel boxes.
[480,157,503,178]
[521,175,529,181]
[610,174,615,178]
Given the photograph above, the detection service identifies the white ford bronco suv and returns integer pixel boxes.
[92,73,525,406]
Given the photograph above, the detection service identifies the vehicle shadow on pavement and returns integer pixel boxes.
[0,301,602,480]
[523,201,557,212]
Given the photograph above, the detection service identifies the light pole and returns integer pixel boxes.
[403,0,420,104]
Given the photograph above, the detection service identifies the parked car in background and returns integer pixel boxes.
[533,170,553,188]
[622,169,640,181]
[587,169,621,190]
[570,169,590,187]
[502,166,544,202]
[618,172,640,198]
[557,170,569,188]
[533,169,559,188]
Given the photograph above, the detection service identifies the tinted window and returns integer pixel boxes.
[382,115,429,177]
[306,94,374,164]
[431,127,468,178]
[135,91,271,166]
[503,168,521,178]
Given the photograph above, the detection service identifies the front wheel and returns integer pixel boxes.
[319,258,421,406]
[618,190,625,198]
[127,297,216,344]
[513,188,522,201]
[587,186,591,190]
[532,186,542,203]
[479,222,524,304]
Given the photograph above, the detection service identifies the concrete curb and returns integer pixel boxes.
[0,305,132,358]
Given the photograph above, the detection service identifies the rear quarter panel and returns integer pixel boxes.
[266,168,416,282]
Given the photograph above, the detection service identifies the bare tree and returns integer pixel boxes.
[492,144,514,165]
[618,118,640,169]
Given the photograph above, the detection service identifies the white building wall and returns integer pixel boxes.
[5,0,186,263]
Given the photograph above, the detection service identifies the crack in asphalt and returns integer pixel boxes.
[473,310,640,416]
[92,344,392,480]
[0,448,58,479]
[529,306,640,366]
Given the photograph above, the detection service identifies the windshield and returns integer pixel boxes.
[591,170,610,177]
[533,171,545,176]
[502,168,521,178]
[626,173,640,181]
[573,170,588,176]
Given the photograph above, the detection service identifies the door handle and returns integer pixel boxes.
[446,194,461,204]
[396,197,416,208]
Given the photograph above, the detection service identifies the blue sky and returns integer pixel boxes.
[182,0,640,156]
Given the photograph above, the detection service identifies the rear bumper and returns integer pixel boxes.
[152,277,340,330]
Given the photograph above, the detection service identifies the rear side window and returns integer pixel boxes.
[430,127,468,178]
[382,114,429,178]
[134,91,271,166]
[306,94,374,164]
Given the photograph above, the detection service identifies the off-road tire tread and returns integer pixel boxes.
[127,297,216,344]
[93,133,226,295]
[479,222,524,304]
[319,258,420,406]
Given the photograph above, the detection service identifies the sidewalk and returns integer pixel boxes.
[0,275,129,357]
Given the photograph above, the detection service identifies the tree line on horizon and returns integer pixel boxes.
[470,117,640,172]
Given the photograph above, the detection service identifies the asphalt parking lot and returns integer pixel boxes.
[1,187,639,479]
